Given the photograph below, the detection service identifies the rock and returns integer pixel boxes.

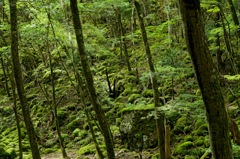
[119,108,157,150]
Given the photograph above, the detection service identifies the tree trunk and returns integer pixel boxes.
[179,0,233,158]
[1,57,10,97]
[134,1,165,159]
[115,7,132,72]
[70,0,115,158]
[46,18,68,158]
[10,76,23,159]
[165,125,171,159]
[9,0,41,158]
[226,0,240,37]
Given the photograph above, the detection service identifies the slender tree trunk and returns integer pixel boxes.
[226,0,240,37]
[70,1,115,158]
[46,20,68,158]
[179,0,233,158]
[165,125,171,159]
[9,0,41,158]
[1,57,10,97]
[10,77,23,159]
[115,7,131,72]
[134,1,165,159]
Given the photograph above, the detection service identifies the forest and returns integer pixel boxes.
[0,0,240,158]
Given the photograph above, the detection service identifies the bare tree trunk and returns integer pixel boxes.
[46,17,68,158]
[10,76,23,159]
[179,0,233,158]
[70,0,115,158]
[1,57,10,97]
[134,1,165,159]
[226,0,240,37]
[115,7,132,72]
[165,125,171,159]
[9,0,41,158]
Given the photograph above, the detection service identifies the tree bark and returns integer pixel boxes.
[70,0,115,158]
[134,1,165,159]
[115,7,132,72]
[226,0,240,37]
[9,0,41,158]
[179,0,233,158]
[10,76,23,159]
[46,18,68,158]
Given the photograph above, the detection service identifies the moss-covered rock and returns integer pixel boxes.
[174,141,194,155]
[127,94,141,103]
[184,135,193,142]
[119,107,157,150]
[79,144,96,155]
[173,114,193,134]
[195,124,208,136]
[142,89,153,98]
[194,136,204,146]
[195,119,204,129]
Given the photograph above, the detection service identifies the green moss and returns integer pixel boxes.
[121,103,154,114]
[195,119,204,129]
[184,135,193,142]
[175,141,194,155]
[173,114,190,134]
[42,148,56,154]
[142,89,153,98]
[194,137,204,146]
[185,156,195,159]
[196,124,208,136]
[67,117,81,131]
[204,136,210,147]
[227,95,235,103]
[2,127,15,136]
[127,94,141,103]
[116,118,121,126]
[184,126,192,134]
[73,128,81,137]
[79,144,95,155]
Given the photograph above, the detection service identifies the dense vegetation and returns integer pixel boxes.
[0,0,240,158]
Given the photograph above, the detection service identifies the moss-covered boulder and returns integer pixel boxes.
[119,104,157,150]
[174,141,194,155]
[173,114,193,134]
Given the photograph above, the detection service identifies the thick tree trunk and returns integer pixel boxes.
[70,0,115,158]
[9,0,41,158]
[134,1,165,159]
[179,0,233,159]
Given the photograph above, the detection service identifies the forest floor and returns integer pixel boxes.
[41,149,150,159]
[42,151,83,159]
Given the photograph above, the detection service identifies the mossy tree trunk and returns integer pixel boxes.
[134,1,165,159]
[9,0,41,158]
[179,0,233,158]
[70,0,115,158]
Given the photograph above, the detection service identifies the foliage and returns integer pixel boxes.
[0,0,239,158]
